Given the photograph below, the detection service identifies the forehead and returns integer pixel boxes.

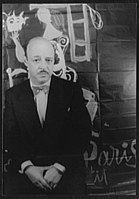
[27,39,54,58]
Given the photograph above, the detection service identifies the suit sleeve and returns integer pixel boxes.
[56,81,92,171]
[4,90,34,171]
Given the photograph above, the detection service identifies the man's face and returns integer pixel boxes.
[27,39,54,85]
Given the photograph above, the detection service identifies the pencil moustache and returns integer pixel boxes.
[38,70,49,73]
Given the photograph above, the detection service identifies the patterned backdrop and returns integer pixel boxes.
[2,3,136,195]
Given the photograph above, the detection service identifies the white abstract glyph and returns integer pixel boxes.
[3,10,29,32]
[3,10,28,66]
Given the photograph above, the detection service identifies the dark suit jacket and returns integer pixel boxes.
[4,75,91,173]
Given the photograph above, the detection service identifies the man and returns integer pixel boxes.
[4,37,92,195]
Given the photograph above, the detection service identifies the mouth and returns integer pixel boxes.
[38,71,49,76]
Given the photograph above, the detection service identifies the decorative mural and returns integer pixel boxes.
[2,3,136,195]
[84,138,136,185]
[2,3,103,86]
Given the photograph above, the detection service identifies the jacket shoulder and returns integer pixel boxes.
[5,80,29,96]
[53,75,78,88]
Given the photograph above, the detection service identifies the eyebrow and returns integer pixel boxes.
[45,57,54,60]
[32,56,53,59]
[32,56,41,59]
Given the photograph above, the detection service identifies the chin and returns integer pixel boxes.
[39,77,50,84]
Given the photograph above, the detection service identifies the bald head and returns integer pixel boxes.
[26,37,54,59]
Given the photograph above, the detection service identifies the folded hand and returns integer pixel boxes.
[44,166,63,189]
[25,165,52,190]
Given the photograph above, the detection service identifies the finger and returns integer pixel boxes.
[49,181,53,188]
[34,182,42,189]
[44,165,52,170]
[41,178,52,190]
[38,182,45,190]
[38,182,48,191]
[46,181,52,190]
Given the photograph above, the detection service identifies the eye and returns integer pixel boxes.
[33,58,41,63]
[45,58,53,64]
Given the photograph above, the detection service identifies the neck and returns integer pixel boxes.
[30,78,51,87]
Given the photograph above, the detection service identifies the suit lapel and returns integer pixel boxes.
[18,80,42,134]
[44,75,65,127]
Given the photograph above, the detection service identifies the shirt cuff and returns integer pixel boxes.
[53,163,66,173]
[19,160,34,174]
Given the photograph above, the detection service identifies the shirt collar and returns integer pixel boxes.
[29,78,51,91]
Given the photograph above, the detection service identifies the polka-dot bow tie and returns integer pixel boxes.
[32,85,49,96]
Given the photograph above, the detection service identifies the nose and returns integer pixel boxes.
[40,60,47,69]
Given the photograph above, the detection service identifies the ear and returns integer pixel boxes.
[24,56,28,67]
[50,40,57,50]
[50,41,60,65]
